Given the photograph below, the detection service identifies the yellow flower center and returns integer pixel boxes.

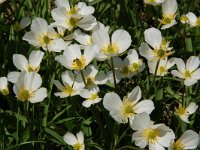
[67,6,79,15]
[160,13,175,25]
[185,70,191,78]
[18,89,33,101]
[0,88,9,96]
[102,43,119,55]
[86,77,95,87]
[62,85,75,95]
[37,34,52,47]
[120,66,129,76]
[72,56,86,70]
[73,142,83,150]
[67,17,79,29]
[86,37,92,45]
[173,140,184,150]
[196,18,200,27]
[88,93,98,101]
[27,64,40,72]
[121,98,136,120]
[175,104,187,116]
[180,15,189,23]
[145,0,155,3]
[143,128,160,144]
[159,66,165,74]
[129,63,140,72]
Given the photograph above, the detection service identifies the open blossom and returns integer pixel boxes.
[92,28,131,61]
[51,0,96,31]
[0,77,9,96]
[55,44,98,70]
[148,58,175,76]
[131,113,175,150]
[169,130,199,150]
[103,86,154,124]
[160,0,178,29]
[63,131,85,150]
[8,50,44,83]
[54,71,84,98]
[171,56,200,86]
[76,64,107,89]
[144,0,165,6]
[13,72,47,103]
[127,49,145,74]
[80,87,102,108]
[175,102,198,123]
[180,12,200,27]
[23,17,67,52]
[139,27,173,62]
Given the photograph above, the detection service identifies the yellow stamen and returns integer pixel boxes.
[62,85,75,95]
[196,18,200,27]
[160,13,175,25]
[143,128,160,144]
[88,93,98,101]
[67,6,79,15]
[180,15,189,23]
[18,89,33,101]
[86,77,95,87]
[172,140,184,150]
[86,37,92,45]
[184,70,191,79]
[175,104,187,116]
[120,66,130,76]
[72,56,86,70]
[121,98,136,119]
[27,64,40,72]
[0,87,9,96]
[159,66,165,74]
[73,142,83,150]
[102,43,119,55]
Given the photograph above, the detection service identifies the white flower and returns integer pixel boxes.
[0,0,6,4]
[19,17,31,30]
[7,50,44,83]
[92,28,131,61]
[180,12,200,27]
[54,71,84,98]
[80,87,102,108]
[139,27,173,62]
[0,77,9,96]
[127,49,145,74]
[76,64,107,88]
[54,0,94,17]
[169,130,199,150]
[13,72,47,103]
[51,7,97,31]
[63,131,85,150]
[171,56,200,86]
[175,102,198,123]
[131,112,175,150]
[23,17,67,52]
[144,0,165,6]
[103,86,154,124]
[73,29,92,46]
[160,0,178,29]
[55,44,98,70]
[148,58,175,76]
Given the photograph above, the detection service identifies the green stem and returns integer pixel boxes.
[146,59,160,98]
[111,57,117,89]
[80,70,87,86]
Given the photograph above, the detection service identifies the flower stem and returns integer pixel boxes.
[80,70,87,86]
[111,57,117,89]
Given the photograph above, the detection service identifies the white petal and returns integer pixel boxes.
[84,45,97,66]
[179,130,199,149]
[92,28,110,49]
[162,0,178,15]
[127,86,141,102]
[29,88,47,103]
[186,56,200,72]
[135,100,155,114]
[73,29,91,45]
[54,92,69,98]
[184,79,197,86]
[103,92,122,111]
[31,17,48,35]
[28,50,44,68]
[186,12,197,26]
[84,64,98,78]
[77,2,94,16]
[55,0,70,9]
[186,102,198,114]
[54,80,65,91]
[175,58,185,74]
[76,131,84,143]
[139,42,155,61]
[171,70,184,79]
[111,29,131,53]
[13,54,28,71]
[0,77,8,90]
[130,112,151,130]
[7,71,20,83]
[20,17,31,29]
[22,31,39,46]
[191,68,200,79]
[127,49,139,63]
[95,72,108,85]
[48,38,67,52]
[144,27,162,49]
[132,131,147,148]
[78,15,97,31]
[61,71,74,87]
[63,132,77,145]
[80,89,90,98]
[82,100,92,108]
